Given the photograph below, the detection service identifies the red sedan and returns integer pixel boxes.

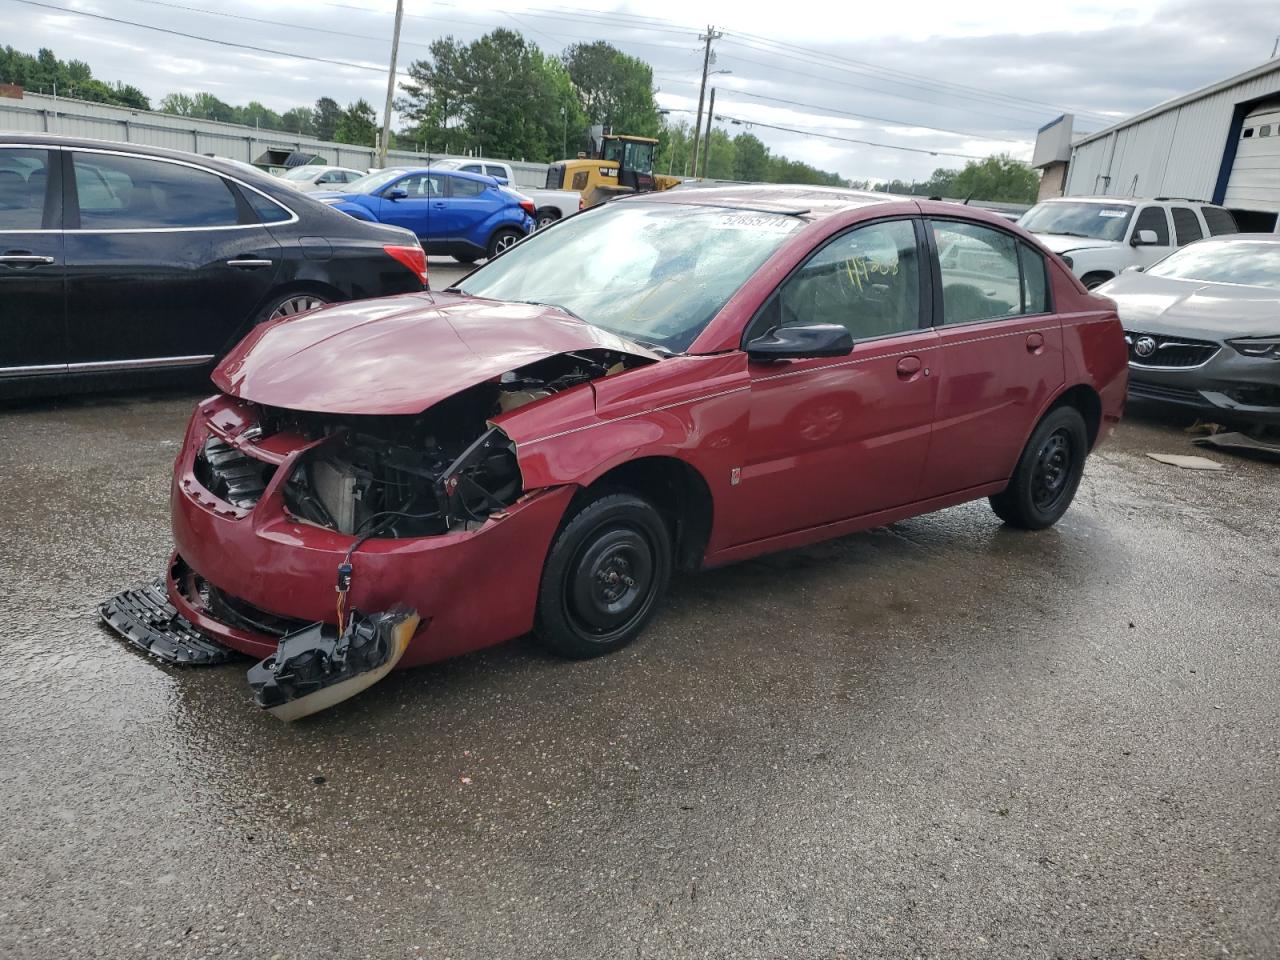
[103,186,1127,717]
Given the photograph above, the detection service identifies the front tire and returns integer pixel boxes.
[1081,271,1113,290]
[487,227,523,259]
[535,492,672,659]
[989,406,1088,530]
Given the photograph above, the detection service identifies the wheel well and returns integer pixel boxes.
[1080,270,1114,287]
[535,207,560,221]
[1051,384,1102,448]
[586,457,713,571]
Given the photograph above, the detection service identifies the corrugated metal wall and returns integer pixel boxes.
[1064,69,1280,203]
[0,92,552,187]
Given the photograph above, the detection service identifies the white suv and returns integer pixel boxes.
[1019,197,1239,289]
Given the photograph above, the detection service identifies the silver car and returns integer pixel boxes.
[1098,235,1280,425]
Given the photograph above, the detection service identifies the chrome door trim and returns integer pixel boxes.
[0,355,216,377]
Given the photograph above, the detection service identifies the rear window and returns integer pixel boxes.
[1201,207,1239,237]
[73,152,241,229]
[0,147,50,230]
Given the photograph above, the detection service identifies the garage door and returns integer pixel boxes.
[1224,105,1280,214]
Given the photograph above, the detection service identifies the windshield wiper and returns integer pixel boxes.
[511,299,585,322]
[1048,230,1097,239]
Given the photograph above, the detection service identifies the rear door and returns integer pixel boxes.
[1170,206,1204,247]
[918,219,1064,498]
[0,145,66,378]
[63,149,283,368]
[444,174,496,244]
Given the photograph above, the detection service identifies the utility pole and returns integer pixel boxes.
[701,88,716,179]
[378,0,405,169]
[690,25,721,180]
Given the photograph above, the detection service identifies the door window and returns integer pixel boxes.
[932,221,1022,324]
[1131,206,1170,245]
[1018,242,1050,314]
[459,164,484,174]
[1201,207,1239,236]
[761,219,922,341]
[0,148,51,229]
[389,174,441,197]
[1171,207,1204,246]
[449,177,486,198]
[483,165,507,179]
[72,153,241,229]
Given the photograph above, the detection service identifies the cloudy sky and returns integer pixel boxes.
[5,0,1279,182]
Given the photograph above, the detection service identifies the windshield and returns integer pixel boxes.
[1020,201,1134,241]
[281,166,320,181]
[340,169,402,193]
[458,202,805,352]
[623,141,654,174]
[1147,239,1280,288]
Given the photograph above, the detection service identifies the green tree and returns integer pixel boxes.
[562,41,659,136]
[334,99,377,145]
[950,154,1039,203]
[313,96,343,141]
[397,36,468,151]
[731,132,769,182]
[160,92,195,116]
[188,92,235,123]
[238,100,283,131]
[280,106,315,136]
[0,45,149,109]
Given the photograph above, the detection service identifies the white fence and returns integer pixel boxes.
[0,91,552,187]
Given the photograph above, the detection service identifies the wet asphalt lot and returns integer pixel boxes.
[2,277,1278,959]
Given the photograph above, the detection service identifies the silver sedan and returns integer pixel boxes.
[1098,235,1280,425]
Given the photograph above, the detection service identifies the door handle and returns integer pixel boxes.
[896,355,923,380]
[0,254,55,266]
[433,201,447,208]
[226,258,273,269]
[1026,332,1045,353]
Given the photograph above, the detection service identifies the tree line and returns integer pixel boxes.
[0,40,1036,200]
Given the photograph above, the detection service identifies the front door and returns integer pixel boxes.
[63,149,282,367]
[376,172,447,248]
[732,218,939,545]
[0,146,66,378]
[919,219,1065,498]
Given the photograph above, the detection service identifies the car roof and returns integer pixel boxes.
[1040,196,1221,206]
[636,183,900,222]
[387,166,494,182]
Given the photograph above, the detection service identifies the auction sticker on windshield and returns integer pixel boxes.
[1098,209,1129,218]
[710,214,804,233]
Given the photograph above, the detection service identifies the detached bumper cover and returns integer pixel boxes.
[99,578,235,665]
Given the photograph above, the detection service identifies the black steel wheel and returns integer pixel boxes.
[990,405,1089,529]
[535,492,672,659]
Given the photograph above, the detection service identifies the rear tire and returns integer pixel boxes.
[989,406,1088,530]
[258,290,328,324]
[535,208,559,229]
[486,228,523,260]
[535,492,672,660]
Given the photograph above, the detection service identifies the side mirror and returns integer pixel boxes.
[1121,264,1145,274]
[746,324,854,361]
[1130,229,1159,246]
[385,188,408,201]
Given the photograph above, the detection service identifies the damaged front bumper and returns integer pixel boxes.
[165,394,576,670]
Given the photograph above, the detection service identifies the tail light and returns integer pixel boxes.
[519,199,536,217]
[383,243,427,286]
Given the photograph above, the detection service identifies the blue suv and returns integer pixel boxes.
[313,168,534,263]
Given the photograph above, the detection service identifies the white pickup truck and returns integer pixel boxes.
[429,159,582,229]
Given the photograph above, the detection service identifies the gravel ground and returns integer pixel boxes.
[1,366,1276,959]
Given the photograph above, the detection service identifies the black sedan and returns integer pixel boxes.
[0,134,427,398]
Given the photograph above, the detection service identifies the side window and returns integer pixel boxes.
[0,148,51,229]
[450,177,486,198]
[932,220,1021,324]
[484,165,507,179]
[764,219,921,341]
[1171,207,1203,246]
[72,152,240,229]
[241,187,291,224]
[460,164,483,174]
[1201,207,1239,237]
[1262,125,1273,138]
[316,172,337,184]
[1132,206,1170,245]
[390,174,441,197]
[1018,242,1050,314]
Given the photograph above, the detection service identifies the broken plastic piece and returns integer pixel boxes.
[99,578,235,665]
[246,605,420,721]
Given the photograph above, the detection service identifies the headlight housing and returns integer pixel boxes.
[1226,336,1280,359]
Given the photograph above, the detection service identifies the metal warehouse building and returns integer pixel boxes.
[1034,59,1280,230]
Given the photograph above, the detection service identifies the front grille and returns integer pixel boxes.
[1128,381,1204,404]
[1125,332,1219,368]
[193,434,276,508]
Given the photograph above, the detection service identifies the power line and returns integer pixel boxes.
[7,0,388,72]
[713,112,1006,162]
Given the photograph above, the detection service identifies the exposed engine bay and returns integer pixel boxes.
[195,349,645,539]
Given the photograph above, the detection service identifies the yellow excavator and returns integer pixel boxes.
[544,127,680,208]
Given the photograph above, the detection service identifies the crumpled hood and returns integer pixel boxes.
[213,292,660,415]
[1100,272,1280,341]
[1032,233,1121,255]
